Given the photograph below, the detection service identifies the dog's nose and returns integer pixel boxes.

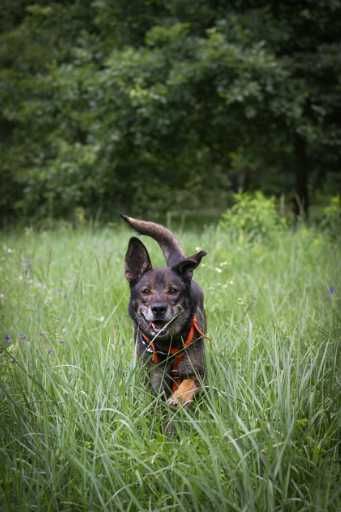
[151,304,167,317]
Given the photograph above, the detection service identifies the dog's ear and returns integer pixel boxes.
[125,237,152,284]
[172,250,207,281]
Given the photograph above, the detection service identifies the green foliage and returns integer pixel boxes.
[1,1,341,223]
[219,192,286,242]
[0,226,340,510]
[320,196,341,238]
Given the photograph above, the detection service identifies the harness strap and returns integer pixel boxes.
[140,315,206,390]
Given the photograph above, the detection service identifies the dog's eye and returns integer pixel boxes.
[141,287,152,295]
[168,286,178,295]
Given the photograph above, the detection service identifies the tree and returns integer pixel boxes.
[1,1,340,223]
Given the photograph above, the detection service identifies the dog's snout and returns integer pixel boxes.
[151,303,167,317]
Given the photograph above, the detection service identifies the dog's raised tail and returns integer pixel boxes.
[121,214,185,266]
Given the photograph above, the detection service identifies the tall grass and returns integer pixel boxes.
[0,225,340,511]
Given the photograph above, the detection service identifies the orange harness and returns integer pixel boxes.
[141,315,205,391]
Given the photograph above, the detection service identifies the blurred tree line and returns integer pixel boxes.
[1,0,341,225]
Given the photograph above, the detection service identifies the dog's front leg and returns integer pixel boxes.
[167,378,199,407]
[150,365,170,398]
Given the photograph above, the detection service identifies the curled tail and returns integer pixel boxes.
[121,214,185,266]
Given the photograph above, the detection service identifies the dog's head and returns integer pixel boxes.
[125,236,206,340]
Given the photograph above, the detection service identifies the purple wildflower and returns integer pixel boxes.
[328,287,336,297]
[4,335,11,344]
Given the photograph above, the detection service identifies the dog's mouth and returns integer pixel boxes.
[150,320,168,333]
[140,312,180,337]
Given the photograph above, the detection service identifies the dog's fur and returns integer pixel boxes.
[122,215,207,407]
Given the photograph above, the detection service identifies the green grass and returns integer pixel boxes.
[0,225,340,511]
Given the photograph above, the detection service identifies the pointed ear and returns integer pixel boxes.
[125,237,152,284]
[172,250,207,281]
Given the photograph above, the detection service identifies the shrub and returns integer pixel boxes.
[219,192,285,242]
[319,196,341,239]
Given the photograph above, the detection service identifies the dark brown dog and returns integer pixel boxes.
[122,215,207,407]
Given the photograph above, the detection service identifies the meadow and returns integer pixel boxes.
[0,223,340,511]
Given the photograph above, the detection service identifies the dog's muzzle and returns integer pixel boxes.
[140,304,180,336]
[149,303,168,332]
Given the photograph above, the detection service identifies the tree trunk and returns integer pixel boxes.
[293,135,310,218]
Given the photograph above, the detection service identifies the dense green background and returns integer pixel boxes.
[1,1,341,224]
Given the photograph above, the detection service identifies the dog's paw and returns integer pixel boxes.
[167,378,198,408]
[167,395,192,408]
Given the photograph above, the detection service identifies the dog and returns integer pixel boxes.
[122,215,207,407]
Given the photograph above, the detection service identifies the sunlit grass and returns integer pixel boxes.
[0,225,340,511]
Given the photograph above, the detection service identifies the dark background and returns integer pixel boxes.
[1,0,341,225]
